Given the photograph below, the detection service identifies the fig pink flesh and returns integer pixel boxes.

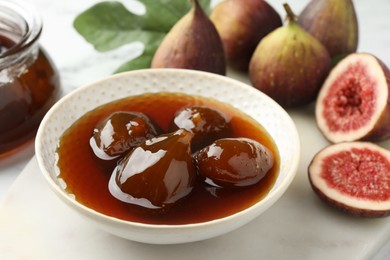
[322,61,377,132]
[320,147,390,201]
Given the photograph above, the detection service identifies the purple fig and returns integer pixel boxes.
[210,0,282,71]
[249,3,331,107]
[151,0,226,75]
[298,0,358,59]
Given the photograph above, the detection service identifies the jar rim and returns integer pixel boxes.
[0,0,42,57]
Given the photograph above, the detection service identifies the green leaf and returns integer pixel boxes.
[115,51,154,73]
[140,0,211,28]
[73,1,165,52]
[115,37,161,73]
[74,0,211,71]
[138,0,189,32]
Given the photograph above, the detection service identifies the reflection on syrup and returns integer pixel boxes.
[56,93,280,225]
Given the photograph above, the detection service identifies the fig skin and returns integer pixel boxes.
[308,142,390,218]
[194,138,274,188]
[168,106,232,152]
[90,111,158,160]
[298,0,358,59]
[151,0,226,75]
[249,4,331,108]
[210,0,282,71]
[316,53,390,143]
[109,129,197,209]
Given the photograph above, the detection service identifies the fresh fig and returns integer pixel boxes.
[108,129,196,209]
[169,106,232,152]
[210,0,282,71]
[151,0,226,75]
[315,53,390,143]
[194,138,274,188]
[308,142,390,217]
[90,111,158,160]
[298,0,358,59]
[249,3,331,107]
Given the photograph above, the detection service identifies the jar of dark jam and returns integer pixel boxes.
[0,0,60,156]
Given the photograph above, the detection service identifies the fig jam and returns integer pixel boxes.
[56,93,280,224]
[0,40,59,155]
[0,1,60,156]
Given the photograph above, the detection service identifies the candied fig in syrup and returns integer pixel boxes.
[109,129,197,209]
[194,138,274,188]
[169,106,232,152]
[90,111,158,160]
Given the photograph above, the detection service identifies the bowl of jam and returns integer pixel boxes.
[35,69,300,244]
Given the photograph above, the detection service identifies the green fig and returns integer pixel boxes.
[249,3,331,108]
[298,0,358,59]
[151,0,226,75]
[210,0,282,71]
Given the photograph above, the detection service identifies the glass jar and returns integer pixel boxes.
[0,0,60,157]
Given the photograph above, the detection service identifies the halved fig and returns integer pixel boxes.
[315,53,390,143]
[308,142,390,217]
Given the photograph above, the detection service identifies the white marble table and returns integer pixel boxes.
[0,0,389,259]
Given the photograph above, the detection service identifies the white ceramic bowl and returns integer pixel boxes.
[35,69,300,244]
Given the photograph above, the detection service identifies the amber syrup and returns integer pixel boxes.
[0,33,60,156]
[56,93,280,225]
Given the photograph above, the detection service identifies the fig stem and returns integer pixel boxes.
[283,3,297,22]
[190,0,199,9]
[190,0,203,15]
